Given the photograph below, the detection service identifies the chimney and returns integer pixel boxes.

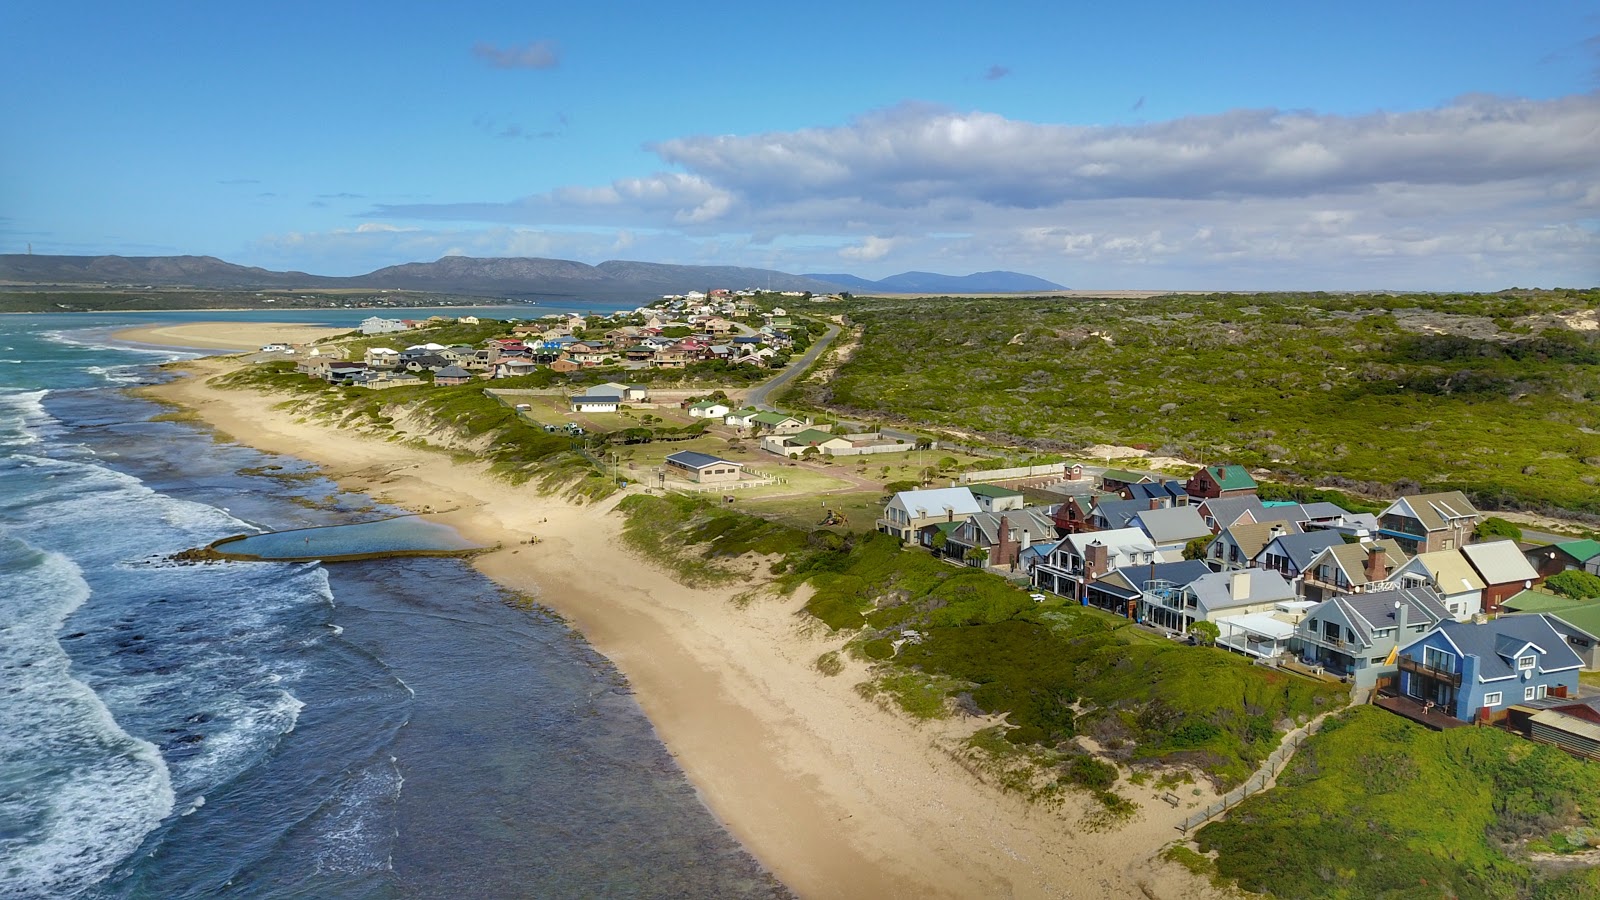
[1396,599,1408,640]
[1086,541,1110,578]
[1230,570,1250,602]
[1149,498,1162,511]
[1021,529,1032,553]
[997,516,1014,567]
[1365,545,1387,583]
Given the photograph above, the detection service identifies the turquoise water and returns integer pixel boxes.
[217,516,482,560]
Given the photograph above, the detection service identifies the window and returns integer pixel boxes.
[1536,684,1549,699]
[1423,646,1455,671]
[1524,686,1537,701]
[1517,655,1536,671]
[1483,692,1502,707]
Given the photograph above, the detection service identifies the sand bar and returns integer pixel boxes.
[136,322,1219,900]
[113,321,349,351]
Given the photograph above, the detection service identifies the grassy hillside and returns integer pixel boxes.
[791,289,1600,515]
[1196,706,1600,899]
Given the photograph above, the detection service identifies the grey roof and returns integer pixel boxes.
[1096,560,1212,600]
[570,394,620,404]
[957,508,1058,546]
[1460,540,1539,586]
[1188,569,1296,612]
[666,450,738,469]
[1197,496,1269,528]
[1421,615,1583,680]
[1329,585,1452,646]
[1258,530,1346,570]
[434,365,471,378]
[1125,481,1189,504]
[1129,506,1211,545]
[1092,497,1152,529]
[1296,501,1354,520]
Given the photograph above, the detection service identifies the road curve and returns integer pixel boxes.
[745,321,841,411]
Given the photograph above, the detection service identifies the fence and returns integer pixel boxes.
[1175,715,1328,834]
[960,463,1068,483]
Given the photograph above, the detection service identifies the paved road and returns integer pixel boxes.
[745,321,841,411]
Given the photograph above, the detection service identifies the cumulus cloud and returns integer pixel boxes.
[363,93,1600,287]
[472,40,560,70]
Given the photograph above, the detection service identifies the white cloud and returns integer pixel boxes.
[471,40,560,70]
[356,94,1600,288]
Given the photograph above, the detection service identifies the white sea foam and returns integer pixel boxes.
[0,540,176,897]
[310,758,404,876]
[0,388,51,448]
[43,328,202,363]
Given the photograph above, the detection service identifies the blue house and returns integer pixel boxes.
[1396,615,1583,723]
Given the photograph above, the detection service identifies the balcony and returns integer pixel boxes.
[1397,656,1462,687]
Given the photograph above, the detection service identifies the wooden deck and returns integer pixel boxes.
[1374,693,1469,730]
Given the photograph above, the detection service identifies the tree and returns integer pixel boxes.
[1183,536,1212,561]
[937,456,959,471]
[1188,621,1221,645]
[1475,517,1523,543]
[963,546,990,567]
[931,531,948,551]
[1546,570,1600,600]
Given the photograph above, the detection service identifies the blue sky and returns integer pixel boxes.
[4,1,1598,289]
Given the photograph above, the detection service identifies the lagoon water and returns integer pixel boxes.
[0,312,785,898]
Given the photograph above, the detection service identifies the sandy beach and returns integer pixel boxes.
[133,324,1220,899]
[114,321,350,351]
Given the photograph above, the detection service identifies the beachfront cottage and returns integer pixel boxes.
[935,507,1057,569]
[663,451,743,484]
[1396,615,1583,723]
[1460,540,1541,615]
[433,365,473,386]
[1030,527,1160,603]
[1184,464,1259,500]
[359,316,407,335]
[1394,550,1488,621]
[1294,585,1451,688]
[688,400,732,419]
[1376,492,1481,554]
[877,487,982,542]
[1205,520,1297,572]
[1298,539,1409,603]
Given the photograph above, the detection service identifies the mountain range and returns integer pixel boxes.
[0,254,1064,301]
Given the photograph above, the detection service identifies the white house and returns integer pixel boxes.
[570,394,621,413]
[1394,549,1488,621]
[359,316,408,335]
[876,487,981,542]
[688,400,732,419]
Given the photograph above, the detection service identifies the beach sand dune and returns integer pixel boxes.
[140,323,1221,899]
[115,321,349,351]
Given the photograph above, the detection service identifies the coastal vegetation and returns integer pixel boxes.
[1195,706,1600,899]
[788,289,1600,516]
[616,492,1345,793]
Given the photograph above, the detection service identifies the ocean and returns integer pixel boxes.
[0,311,786,898]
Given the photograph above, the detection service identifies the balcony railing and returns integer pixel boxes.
[1398,656,1462,686]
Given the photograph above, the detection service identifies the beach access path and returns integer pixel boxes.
[130,324,1226,900]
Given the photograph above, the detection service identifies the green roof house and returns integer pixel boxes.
[1184,464,1259,500]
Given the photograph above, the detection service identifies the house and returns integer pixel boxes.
[1124,480,1191,506]
[363,347,401,369]
[1139,567,1296,634]
[762,428,851,457]
[493,358,540,379]
[1393,550,1487,621]
[1205,520,1298,572]
[456,316,480,325]
[325,361,369,386]
[724,408,763,429]
[1089,496,1167,531]
[1252,530,1346,585]
[1500,590,1600,670]
[1126,505,1211,552]
[1299,539,1409,603]
[1194,495,1269,533]
[1051,493,1115,535]
[749,411,808,434]
[1526,539,1600,581]
[1295,585,1453,688]
[1376,492,1480,554]
[877,487,981,542]
[663,451,744,484]
[433,365,473,386]
[937,508,1057,570]
[1184,464,1259,500]
[1030,527,1159,603]
[969,484,1026,514]
[359,316,407,335]
[1100,468,1158,494]
[688,400,732,419]
[652,347,691,368]
[1087,559,1211,620]
[1396,616,1583,723]
[569,394,620,413]
[588,382,649,402]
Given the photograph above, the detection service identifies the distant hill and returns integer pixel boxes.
[0,253,1062,301]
